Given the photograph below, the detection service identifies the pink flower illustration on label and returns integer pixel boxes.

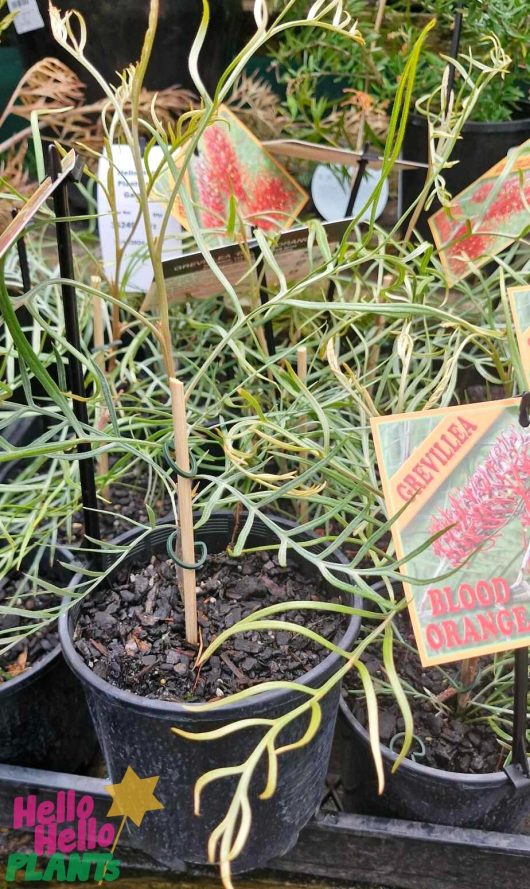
[187,106,307,242]
[430,427,530,566]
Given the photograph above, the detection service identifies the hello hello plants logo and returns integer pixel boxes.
[5,767,163,883]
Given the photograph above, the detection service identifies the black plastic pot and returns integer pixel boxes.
[400,111,530,240]
[59,512,362,872]
[339,699,530,831]
[0,549,98,771]
[16,0,245,103]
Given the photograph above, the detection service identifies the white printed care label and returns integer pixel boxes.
[97,145,182,293]
[7,0,45,34]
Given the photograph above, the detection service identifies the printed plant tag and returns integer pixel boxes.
[429,142,530,284]
[508,284,530,387]
[371,399,530,666]
[164,106,307,243]
[97,145,182,293]
[7,0,44,33]
[141,217,351,310]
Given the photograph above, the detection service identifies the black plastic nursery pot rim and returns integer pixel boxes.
[59,511,363,720]
[339,698,524,790]
[407,110,530,134]
[0,644,60,699]
[0,545,98,773]
[0,546,74,699]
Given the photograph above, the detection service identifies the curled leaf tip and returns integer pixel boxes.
[253,0,268,29]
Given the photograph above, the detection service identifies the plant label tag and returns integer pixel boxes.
[508,285,530,387]
[429,142,530,285]
[7,0,44,33]
[0,149,76,260]
[156,105,308,246]
[141,216,352,309]
[97,145,182,293]
[311,163,388,222]
[371,399,530,666]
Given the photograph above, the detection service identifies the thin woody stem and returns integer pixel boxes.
[457,657,478,713]
[127,0,176,380]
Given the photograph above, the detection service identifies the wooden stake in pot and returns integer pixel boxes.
[297,345,309,525]
[91,275,110,497]
[169,377,198,645]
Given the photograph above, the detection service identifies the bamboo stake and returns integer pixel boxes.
[297,346,308,525]
[91,275,110,497]
[297,345,307,387]
[169,376,198,645]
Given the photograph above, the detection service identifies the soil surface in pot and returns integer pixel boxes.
[0,571,58,681]
[344,610,503,774]
[74,550,345,702]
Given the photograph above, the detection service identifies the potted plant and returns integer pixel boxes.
[2,0,524,883]
[338,286,530,830]
[340,615,530,831]
[392,1,530,235]
[0,2,405,886]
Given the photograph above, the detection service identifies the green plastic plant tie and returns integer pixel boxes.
[166,530,208,571]
[163,441,198,478]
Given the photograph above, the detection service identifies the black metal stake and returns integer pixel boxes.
[252,242,276,357]
[512,647,530,776]
[11,210,32,292]
[48,145,101,557]
[446,6,464,108]
[326,142,371,302]
[505,391,530,784]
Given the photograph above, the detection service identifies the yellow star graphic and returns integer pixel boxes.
[105,766,164,827]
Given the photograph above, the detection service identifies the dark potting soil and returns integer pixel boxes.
[345,609,503,774]
[74,550,345,702]
[0,571,59,681]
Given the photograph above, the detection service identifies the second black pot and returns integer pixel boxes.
[59,512,362,872]
[339,699,530,831]
[0,549,98,771]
